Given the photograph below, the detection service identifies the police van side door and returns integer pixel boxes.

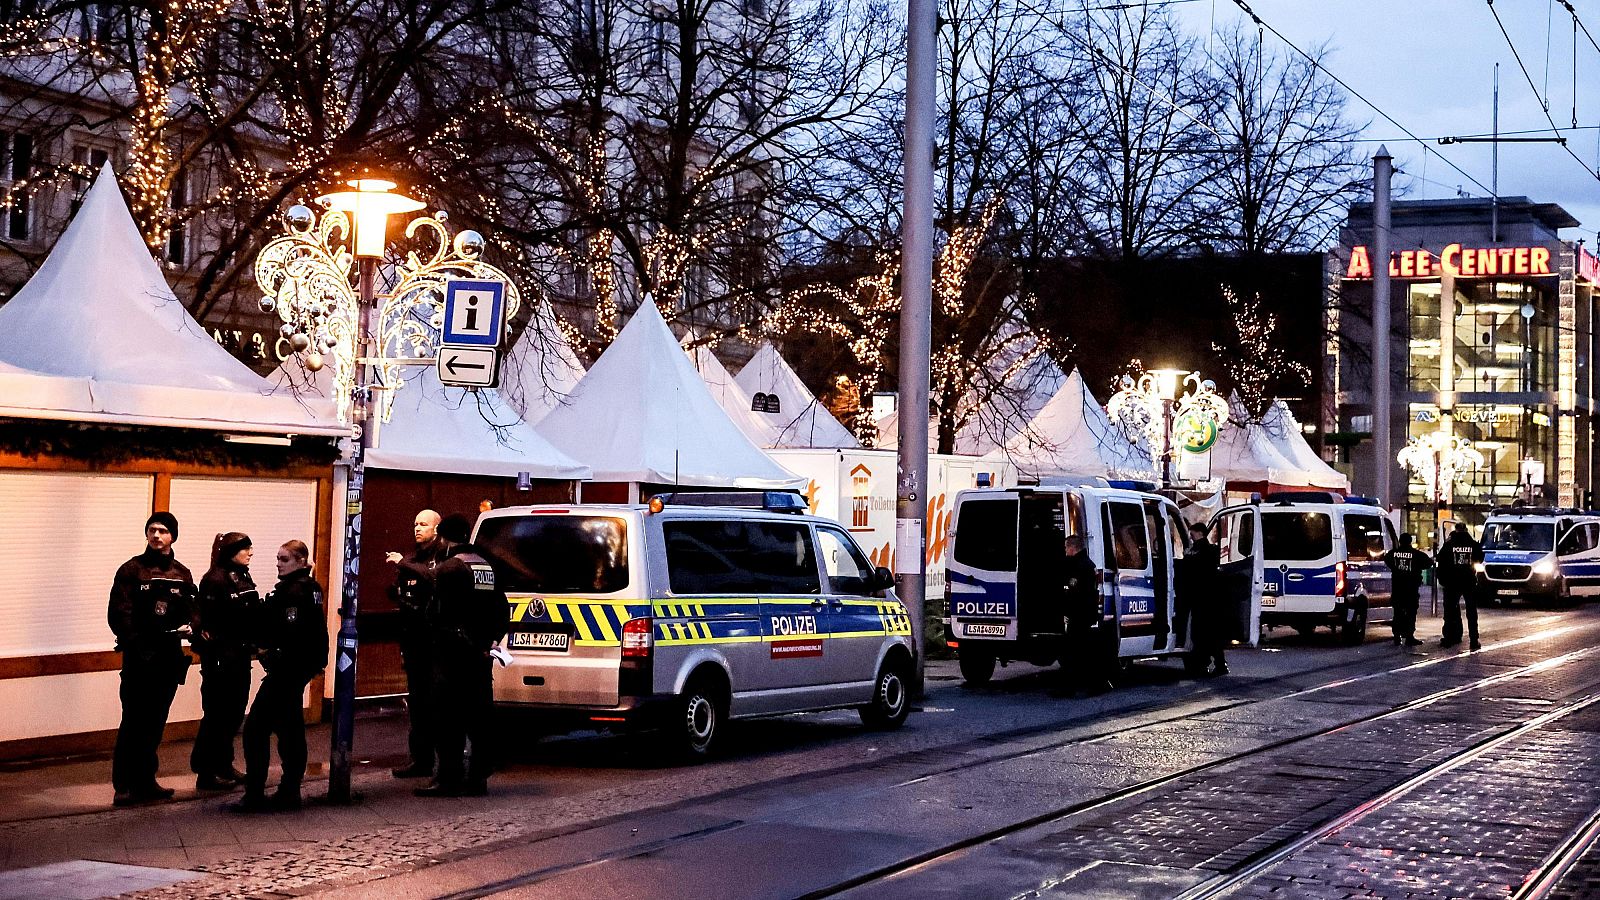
[1104,500,1156,651]
[814,524,896,696]
[1209,504,1264,646]
[1557,521,1600,595]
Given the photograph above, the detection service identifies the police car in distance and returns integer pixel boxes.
[1477,507,1600,604]
[1253,492,1395,644]
[473,491,915,760]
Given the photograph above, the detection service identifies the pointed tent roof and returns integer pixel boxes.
[1261,400,1350,490]
[1206,395,1310,486]
[733,341,860,449]
[500,299,587,426]
[984,368,1153,478]
[0,164,341,434]
[954,345,1068,456]
[270,361,590,479]
[686,341,777,447]
[537,299,804,488]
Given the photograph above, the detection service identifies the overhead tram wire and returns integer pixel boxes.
[1488,0,1600,181]
[1227,0,1494,198]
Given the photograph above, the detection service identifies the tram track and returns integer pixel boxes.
[420,621,1600,900]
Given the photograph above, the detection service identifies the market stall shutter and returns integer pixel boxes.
[0,471,155,656]
[168,476,318,591]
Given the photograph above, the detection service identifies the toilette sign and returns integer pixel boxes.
[1345,243,1553,279]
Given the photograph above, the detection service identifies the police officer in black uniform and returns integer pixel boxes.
[1181,522,1228,676]
[386,509,445,779]
[1436,522,1483,650]
[234,540,328,813]
[109,511,197,806]
[1384,533,1432,647]
[191,532,259,791]
[417,514,510,797]
[1052,534,1112,697]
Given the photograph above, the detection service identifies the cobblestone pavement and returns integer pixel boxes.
[1,606,1594,899]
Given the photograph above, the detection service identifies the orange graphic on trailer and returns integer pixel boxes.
[850,464,872,529]
[925,493,950,566]
[803,479,821,515]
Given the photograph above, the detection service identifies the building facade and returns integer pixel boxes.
[1331,197,1600,540]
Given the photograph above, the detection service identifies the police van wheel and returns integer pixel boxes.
[1339,600,1368,646]
[670,677,724,761]
[958,651,995,686]
[860,658,911,729]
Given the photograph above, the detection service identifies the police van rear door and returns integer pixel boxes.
[1210,504,1264,646]
[948,491,1020,642]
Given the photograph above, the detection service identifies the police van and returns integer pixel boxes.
[944,480,1264,684]
[1478,507,1600,603]
[474,492,915,760]
[1253,492,1394,643]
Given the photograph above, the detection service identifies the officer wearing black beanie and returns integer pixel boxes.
[108,511,197,806]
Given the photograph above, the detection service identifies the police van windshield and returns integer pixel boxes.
[1482,521,1555,552]
[1261,511,1334,560]
[475,516,629,593]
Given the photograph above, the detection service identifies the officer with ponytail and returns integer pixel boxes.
[192,532,259,791]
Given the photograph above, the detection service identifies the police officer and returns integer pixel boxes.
[417,514,509,797]
[109,511,197,806]
[1052,534,1112,697]
[234,540,328,813]
[1181,522,1228,676]
[385,509,445,779]
[1384,533,1432,647]
[1436,522,1483,650]
[191,532,259,791]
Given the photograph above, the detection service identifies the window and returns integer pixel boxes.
[817,527,874,595]
[951,499,1017,572]
[70,144,111,215]
[1558,522,1598,555]
[167,169,188,265]
[1107,502,1149,570]
[665,519,819,595]
[751,392,781,414]
[475,515,629,594]
[1215,511,1255,563]
[741,0,765,15]
[1343,514,1385,561]
[646,10,670,69]
[0,0,38,25]
[0,131,31,240]
[1482,521,1554,552]
[1262,512,1334,561]
[80,2,123,44]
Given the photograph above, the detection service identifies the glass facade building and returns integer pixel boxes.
[1330,197,1599,545]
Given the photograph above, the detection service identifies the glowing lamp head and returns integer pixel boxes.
[1149,368,1188,400]
[315,177,425,258]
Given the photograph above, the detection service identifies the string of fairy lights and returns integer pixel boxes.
[1212,285,1310,419]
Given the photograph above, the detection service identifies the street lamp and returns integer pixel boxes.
[1398,429,1483,546]
[315,175,423,805]
[1108,367,1227,487]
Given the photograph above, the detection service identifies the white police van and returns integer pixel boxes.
[1478,507,1600,603]
[945,479,1263,684]
[474,492,915,760]
[1251,492,1395,644]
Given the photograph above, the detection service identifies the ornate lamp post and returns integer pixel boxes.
[1108,368,1227,487]
[1398,429,1483,546]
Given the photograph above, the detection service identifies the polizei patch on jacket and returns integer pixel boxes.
[771,639,824,659]
[471,564,496,590]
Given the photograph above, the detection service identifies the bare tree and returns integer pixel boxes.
[1212,284,1310,421]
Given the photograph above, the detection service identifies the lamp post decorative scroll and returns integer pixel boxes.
[1108,368,1227,486]
[1397,430,1483,504]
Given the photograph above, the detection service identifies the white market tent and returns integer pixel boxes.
[873,352,1066,455]
[270,361,589,480]
[686,342,777,448]
[1204,397,1310,488]
[984,368,1154,479]
[499,299,587,425]
[1261,399,1350,491]
[0,164,342,436]
[538,298,804,489]
[733,341,860,449]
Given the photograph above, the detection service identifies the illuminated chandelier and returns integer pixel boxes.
[255,205,522,423]
[1107,369,1229,454]
[1397,429,1483,502]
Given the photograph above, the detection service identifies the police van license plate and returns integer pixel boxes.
[962,622,1007,638]
[509,631,570,651]
[1260,595,1277,607]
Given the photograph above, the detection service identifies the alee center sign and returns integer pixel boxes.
[1345,243,1553,280]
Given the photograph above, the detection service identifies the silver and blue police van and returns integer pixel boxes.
[1252,492,1395,644]
[474,492,915,760]
[944,479,1264,684]
[1478,507,1600,603]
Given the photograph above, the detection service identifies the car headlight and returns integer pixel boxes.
[1533,558,1556,575]
[1473,562,1485,573]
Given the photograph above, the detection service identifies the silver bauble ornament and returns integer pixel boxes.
[305,352,325,372]
[284,204,315,231]
[435,210,449,222]
[258,297,276,315]
[323,333,339,348]
[290,332,311,352]
[430,313,444,329]
[455,230,485,257]
[279,322,297,338]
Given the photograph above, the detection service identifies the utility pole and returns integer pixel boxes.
[1372,146,1393,506]
[898,0,935,696]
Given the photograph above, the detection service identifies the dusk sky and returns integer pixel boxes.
[1175,0,1600,244]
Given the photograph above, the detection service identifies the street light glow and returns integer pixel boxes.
[316,178,425,258]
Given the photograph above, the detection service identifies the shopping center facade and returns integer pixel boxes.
[1330,196,1600,539]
